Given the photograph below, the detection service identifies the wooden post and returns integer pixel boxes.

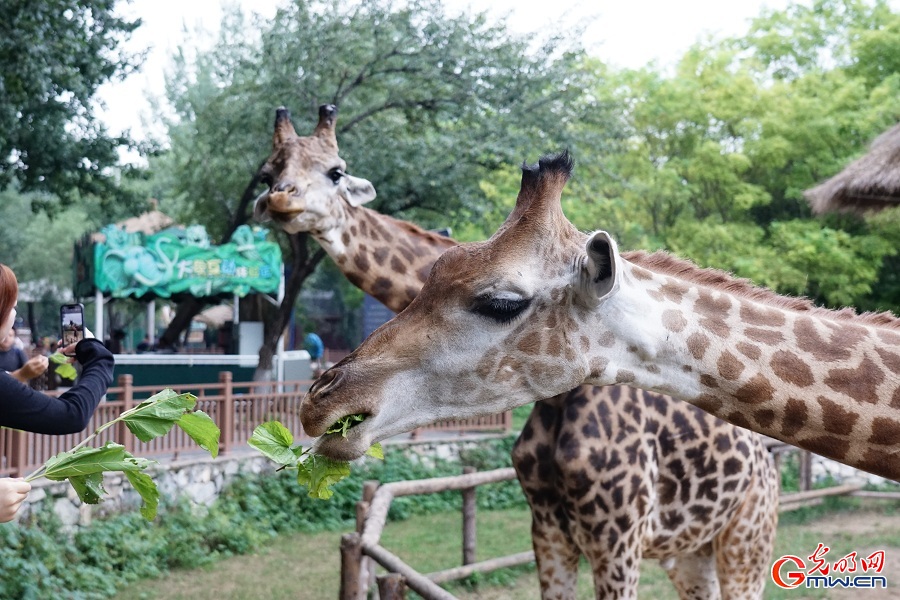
[10,428,27,478]
[377,573,407,600]
[462,466,476,566]
[117,374,134,453]
[799,451,813,492]
[358,481,379,590]
[340,532,365,600]
[219,371,234,456]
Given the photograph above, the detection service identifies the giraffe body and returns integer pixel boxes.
[514,386,778,599]
[255,113,779,597]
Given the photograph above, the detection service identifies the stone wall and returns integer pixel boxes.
[19,451,275,530]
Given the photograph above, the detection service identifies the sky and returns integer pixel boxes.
[97,0,802,145]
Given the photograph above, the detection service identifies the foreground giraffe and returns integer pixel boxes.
[301,151,900,483]
[256,112,778,598]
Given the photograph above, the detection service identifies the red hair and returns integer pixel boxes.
[0,264,18,324]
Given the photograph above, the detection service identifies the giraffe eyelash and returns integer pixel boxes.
[471,296,532,324]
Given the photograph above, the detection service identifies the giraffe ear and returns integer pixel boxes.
[342,174,376,207]
[579,230,620,307]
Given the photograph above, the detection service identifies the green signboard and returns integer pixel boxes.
[78,224,282,300]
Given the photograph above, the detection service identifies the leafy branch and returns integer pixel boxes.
[25,389,221,520]
[249,420,382,500]
[48,351,77,380]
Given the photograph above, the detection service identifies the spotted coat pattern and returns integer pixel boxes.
[514,387,778,599]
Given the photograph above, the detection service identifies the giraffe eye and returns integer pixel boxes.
[327,168,344,184]
[471,296,532,324]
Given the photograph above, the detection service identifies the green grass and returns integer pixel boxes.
[115,500,900,600]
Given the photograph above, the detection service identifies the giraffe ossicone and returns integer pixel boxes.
[301,150,900,481]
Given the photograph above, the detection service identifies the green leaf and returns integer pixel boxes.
[55,362,78,381]
[68,472,106,505]
[123,391,197,442]
[125,470,160,521]
[42,443,154,480]
[365,443,384,460]
[248,421,296,466]
[297,455,351,500]
[176,411,220,458]
[48,352,77,380]
[325,414,366,438]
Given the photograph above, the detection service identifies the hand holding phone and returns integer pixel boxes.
[60,303,85,351]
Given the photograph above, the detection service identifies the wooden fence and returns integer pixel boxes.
[341,444,900,600]
[0,373,511,479]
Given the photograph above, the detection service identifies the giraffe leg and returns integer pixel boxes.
[713,451,780,600]
[662,543,721,600]
[513,400,580,599]
[578,534,643,600]
[530,507,581,599]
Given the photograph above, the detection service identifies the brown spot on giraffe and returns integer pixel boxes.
[736,342,762,360]
[372,246,389,266]
[739,302,786,327]
[659,279,690,303]
[661,309,687,333]
[597,331,616,348]
[771,349,815,387]
[794,317,867,362]
[868,417,900,446]
[876,347,900,375]
[517,331,542,355]
[734,374,774,404]
[745,327,784,344]
[717,351,744,381]
[389,255,407,275]
[825,356,885,404]
[686,332,709,360]
[817,397,859,436]
[781,398,808,438]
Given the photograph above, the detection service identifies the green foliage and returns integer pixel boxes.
[0,0,141,203]
[249,420,384,499]
[26,389,220,520]
[48,352,77,380]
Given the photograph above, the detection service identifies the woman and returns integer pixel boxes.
[0,264,114,522]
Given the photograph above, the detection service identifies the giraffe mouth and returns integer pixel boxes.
[269,207,305,221]
[313,415,375,461]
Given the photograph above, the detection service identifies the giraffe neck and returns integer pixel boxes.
[312,202,456,313]
[585,256,900,480]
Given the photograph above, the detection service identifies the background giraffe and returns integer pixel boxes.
[256,109,779,598]
[300,151,900,482]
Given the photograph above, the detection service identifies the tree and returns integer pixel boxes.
[151,0,620,370]
[0,0,141,205]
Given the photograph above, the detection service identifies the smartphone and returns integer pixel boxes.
[60,303,85,348]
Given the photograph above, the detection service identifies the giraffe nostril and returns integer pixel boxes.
[273,181,297,194]
[309,368,344,397]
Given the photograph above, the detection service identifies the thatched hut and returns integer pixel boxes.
[803,122,900,215]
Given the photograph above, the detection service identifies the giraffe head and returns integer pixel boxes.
[253,104,376,234]
[301,152,632,459]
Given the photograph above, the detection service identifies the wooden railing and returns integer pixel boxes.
[0,373,512,478]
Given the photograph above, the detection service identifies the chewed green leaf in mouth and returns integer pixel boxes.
[325,413,367,438]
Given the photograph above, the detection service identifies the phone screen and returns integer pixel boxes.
[60,304,85,346]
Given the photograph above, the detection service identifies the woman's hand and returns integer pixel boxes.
[0,478,30,523]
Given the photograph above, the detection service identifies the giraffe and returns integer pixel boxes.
[300,150,900,483]
[255,112,778,598]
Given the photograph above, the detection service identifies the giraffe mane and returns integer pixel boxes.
[624,249,900,330]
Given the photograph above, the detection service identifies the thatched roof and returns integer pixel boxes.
[804,122,900,215]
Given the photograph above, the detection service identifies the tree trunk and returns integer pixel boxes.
[157,169,263,349]
[255,232,326,378]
